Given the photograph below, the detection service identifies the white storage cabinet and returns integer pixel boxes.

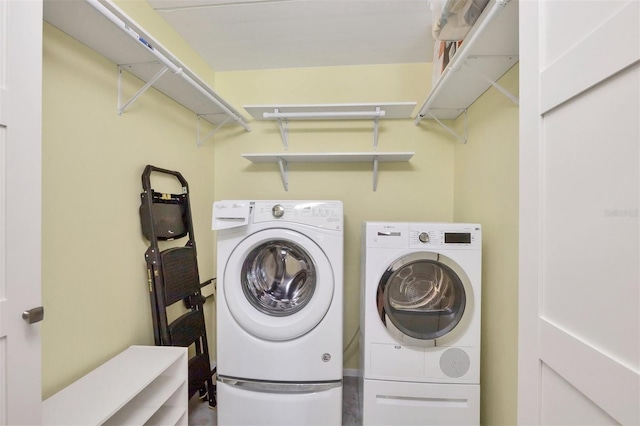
[43,345,188,426]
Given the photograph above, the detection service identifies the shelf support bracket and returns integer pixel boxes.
[274,109,289,150]
[277,157,289,191]
[372,107,381,150]
[463,60,519,105]
[428,110,468,144]
[117,64,169,115]
[196,115,231,148]
[372,156,379,191]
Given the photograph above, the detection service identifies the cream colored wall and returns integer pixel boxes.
[214,64,456,368]
[453,64,519,425]
[41,21,217,398]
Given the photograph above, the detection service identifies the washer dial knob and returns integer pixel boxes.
[418,232,430,243]
[272,204,285,218]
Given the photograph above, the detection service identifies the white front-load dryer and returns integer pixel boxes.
[213,200,343,426]
[359,222,482,425]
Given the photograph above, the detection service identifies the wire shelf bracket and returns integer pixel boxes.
[463,60,519,105]
[196,115,231,148]
[117,63,170,115]
[428,110,468,144]
[277,157,289,191]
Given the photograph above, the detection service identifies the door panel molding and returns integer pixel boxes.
[540,319,639,425]
[540,0,639,114]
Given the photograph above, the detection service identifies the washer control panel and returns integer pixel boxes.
[253,201,343,230]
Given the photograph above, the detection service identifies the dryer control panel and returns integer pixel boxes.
[409,223,481,249]
[363,222,481,249]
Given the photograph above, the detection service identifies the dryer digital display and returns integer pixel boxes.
[444,232,472,244]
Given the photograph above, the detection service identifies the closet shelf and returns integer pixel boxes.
[43,0,251,146]
[415,0,519,123]
[242,152,414,192]
[244,103,416,149]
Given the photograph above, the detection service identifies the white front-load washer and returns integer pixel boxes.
[213,200,343,426]
[359,222,481,425]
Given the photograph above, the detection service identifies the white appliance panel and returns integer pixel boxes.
[213,199,344,415]
[217,380,342,426]
[216,302,343,381]
[370,343,425,378]
[361,379,480,426]
[360,222,482,425]
[369,343,479,384]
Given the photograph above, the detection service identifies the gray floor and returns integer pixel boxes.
[188,376,361,426]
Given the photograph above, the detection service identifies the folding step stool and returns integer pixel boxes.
[139,165,216,408]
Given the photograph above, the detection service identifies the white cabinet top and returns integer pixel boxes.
[42,345,186,426]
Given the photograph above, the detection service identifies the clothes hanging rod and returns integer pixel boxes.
[263,110,386,120]
[415,0,512,124]
[85,0,251,132]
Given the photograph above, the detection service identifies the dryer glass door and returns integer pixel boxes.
[378,253,466,341]
[242,240,316,316]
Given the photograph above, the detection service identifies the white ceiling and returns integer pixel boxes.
[147,0,435,72]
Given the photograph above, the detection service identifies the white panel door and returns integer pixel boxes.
[519,1,639,425]
[0,0,43,425]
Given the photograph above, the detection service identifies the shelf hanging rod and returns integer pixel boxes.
[263,110,386,120]
[414,0,512,124]
[86,0,251,132]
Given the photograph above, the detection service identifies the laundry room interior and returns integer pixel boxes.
[38,0,514,424]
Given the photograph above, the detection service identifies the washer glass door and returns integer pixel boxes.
[378,252,466,341]
[224,228,334,341]
[242,239,316,317]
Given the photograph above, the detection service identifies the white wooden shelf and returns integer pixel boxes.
[244,103,416,149]
[415,0,519,124]
[243,152,414,191]
[43,0,250,146]
[43,345,188,426]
